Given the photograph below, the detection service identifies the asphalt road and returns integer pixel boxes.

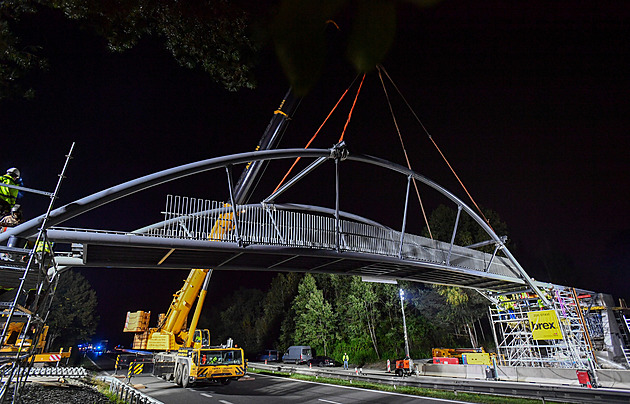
[131,373,468,404]
[85,351,118,370]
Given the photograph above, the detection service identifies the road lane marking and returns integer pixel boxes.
[200,393,213,398]
[256,373,469,403]
[319,399,342,404]
[219,400,233,404]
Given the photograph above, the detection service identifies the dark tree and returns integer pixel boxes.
[1,0,258,99]
[421,204,509,347]
[254,272,301,350]
[0,2,46,99]
[1,0,443,98]
[46,270,99,350]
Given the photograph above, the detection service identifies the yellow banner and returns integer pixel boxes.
[528,310,563,340]
[463,353,492,365]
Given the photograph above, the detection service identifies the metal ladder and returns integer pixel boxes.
[0,143,74,404]
[615,312,630,367]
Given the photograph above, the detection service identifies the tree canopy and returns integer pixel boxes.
[46,269,99,350]
[1,0,442,99]
[0,0,257,99]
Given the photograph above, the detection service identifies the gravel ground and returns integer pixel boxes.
[9,379,111,404]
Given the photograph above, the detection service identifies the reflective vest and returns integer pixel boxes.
[343,354,349,361]
[35,240,53,254]
[0,175,18,206]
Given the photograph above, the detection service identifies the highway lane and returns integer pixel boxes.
[134,373,470,404]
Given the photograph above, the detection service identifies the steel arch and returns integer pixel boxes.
[0,145,549,303]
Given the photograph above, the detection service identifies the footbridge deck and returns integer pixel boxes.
[49,201,527,293]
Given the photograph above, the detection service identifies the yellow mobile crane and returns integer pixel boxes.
[123,89,300,387]
[139,267,247,387]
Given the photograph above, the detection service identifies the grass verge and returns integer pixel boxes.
[247,368,560,404]
[92,377,127,404]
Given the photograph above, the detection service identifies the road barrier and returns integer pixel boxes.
[248,362,630,403]
[592,369,630,390]
[421,363,487,379]
[101,376,163,404]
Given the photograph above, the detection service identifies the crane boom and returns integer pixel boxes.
[134,89,301,353]
[232,88,301,205]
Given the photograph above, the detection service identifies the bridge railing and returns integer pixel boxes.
[144,195,520,280]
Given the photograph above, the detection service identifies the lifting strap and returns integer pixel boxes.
[377,65,493,230]
[272,75,362,194]
[338,73,366,143]
[377,66,433,239]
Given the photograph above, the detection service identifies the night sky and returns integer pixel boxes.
[1,1,628,345]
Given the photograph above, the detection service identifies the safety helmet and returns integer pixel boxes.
[6,167,20,179]
[11,204,21,213]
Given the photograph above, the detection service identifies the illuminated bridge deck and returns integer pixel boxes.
[48,201,529,293]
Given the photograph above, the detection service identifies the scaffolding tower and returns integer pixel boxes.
[489,285,597,370]
[0,144,74,403]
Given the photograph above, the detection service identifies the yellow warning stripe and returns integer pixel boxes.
[127,363,144,377]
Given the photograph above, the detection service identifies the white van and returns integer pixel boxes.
[282,346,312,364]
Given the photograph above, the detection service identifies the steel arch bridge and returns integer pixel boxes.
[0,143,552,304]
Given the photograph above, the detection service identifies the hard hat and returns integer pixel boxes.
[6,167,20,179]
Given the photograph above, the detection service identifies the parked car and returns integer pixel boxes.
[257,349,281,362]
[282,346,313,364]
[307,356,338,367]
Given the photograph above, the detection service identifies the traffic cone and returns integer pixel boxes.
[309,362,312,369]
[265,359,267,365]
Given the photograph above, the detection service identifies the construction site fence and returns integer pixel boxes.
[101,376,162,404]
[24,366,88,378]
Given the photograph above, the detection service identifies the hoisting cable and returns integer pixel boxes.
[272,75,361,194]
[376,66,433,239]
[377,64,493,230]
[338,73,366,142]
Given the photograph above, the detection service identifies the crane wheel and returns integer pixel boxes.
[395,368,403,377]
[174,364,183,387]
[181,364,190,388]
